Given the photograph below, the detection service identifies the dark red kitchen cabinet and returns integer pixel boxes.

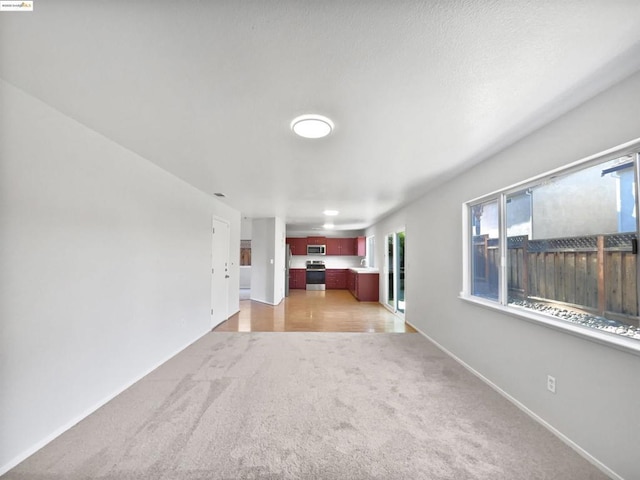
[339,238,356,256]
[347,270,356,295]
[326,238,341,255]
[306,236,327,245]
[286,237,307,256]
[347,270,379,301]
[355,273,379,301]
[326,269,347,289]
[289,269,306,289]
[356,236,366,257]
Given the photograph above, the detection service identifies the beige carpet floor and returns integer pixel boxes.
[2,332,608,479]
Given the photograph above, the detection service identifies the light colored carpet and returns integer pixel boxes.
[2,333,608,479]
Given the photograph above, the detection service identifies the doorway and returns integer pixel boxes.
[385,229,405,315]
[211,217,231,329]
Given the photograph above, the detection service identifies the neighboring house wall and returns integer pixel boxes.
[367,69,640,480]
[532,164,619,239]
[0,80,240,473]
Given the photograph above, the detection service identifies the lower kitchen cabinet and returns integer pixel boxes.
[348,270,379,301]
[326,269,347,289]
[289,269,306,289]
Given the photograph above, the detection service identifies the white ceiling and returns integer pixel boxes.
[2,1,640,233]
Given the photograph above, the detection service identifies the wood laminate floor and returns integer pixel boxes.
[214,289,417,333]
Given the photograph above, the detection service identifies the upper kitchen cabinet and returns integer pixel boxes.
[326,237,356,255]
[286,237,307,255]
[326,238,341,255]
[287,235,365,256]
[306,236,327,245]
[338,238,356,256]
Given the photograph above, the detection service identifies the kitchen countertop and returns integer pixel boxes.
[349,268,380,274]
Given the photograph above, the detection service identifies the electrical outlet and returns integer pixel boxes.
[547,375,556,394]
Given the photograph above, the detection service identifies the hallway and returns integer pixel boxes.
[215,290,416,333]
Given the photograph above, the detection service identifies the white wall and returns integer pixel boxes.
[240,216,253,240]
[0,79,240,473]
[239,266,252,289]
[273,218,286,303]
[250,217,285,305]
[367,70,640,479]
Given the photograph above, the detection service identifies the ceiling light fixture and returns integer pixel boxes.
[323,223,335,229]
[323,210,339,216]
[291,114,334,139]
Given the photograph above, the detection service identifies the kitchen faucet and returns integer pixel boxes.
[360,258,367,267]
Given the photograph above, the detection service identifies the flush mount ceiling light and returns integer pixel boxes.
[291,114,334,139]
[323,210,339,216]
[323,223,335,229]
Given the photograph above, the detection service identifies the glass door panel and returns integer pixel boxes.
[397,231,405,314]
[386,233,394,309]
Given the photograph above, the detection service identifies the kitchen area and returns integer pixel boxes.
[286,236,380,301]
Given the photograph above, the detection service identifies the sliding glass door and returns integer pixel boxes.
[385,229,406,315]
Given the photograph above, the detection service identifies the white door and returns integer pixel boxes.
[211,217,230,329]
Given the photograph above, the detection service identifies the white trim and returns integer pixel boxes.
[0,328,212,476]
[461,203,470,297]
[460,294,640,356]
[406,320,624,480]
[248,297,283,306]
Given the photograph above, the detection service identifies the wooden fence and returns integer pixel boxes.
[473,233,638,319]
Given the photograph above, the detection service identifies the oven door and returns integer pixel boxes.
[306,269,326,290]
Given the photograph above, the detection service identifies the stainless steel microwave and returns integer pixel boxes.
[307,244,326,255]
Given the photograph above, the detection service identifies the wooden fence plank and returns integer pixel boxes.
[537,253,546,298]
[556,252,565,303]
[622,253,637,315]
[565,253,576,304]
[597,236,605,314]
[545,252,555,300]
[585,252,604,311]
[608,251,622,314]
[575,253,587,306]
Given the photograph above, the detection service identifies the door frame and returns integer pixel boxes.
[384,227,405,317]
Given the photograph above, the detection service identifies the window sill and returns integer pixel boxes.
[459,294,640,357]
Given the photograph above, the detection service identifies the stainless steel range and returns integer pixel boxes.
[306,260,326,291]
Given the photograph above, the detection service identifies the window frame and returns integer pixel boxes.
[461,138,640,356]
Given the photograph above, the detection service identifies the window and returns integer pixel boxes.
[366,235,375,268]
[463,141,640,347]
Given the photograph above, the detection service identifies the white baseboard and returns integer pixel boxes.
[249,297,282,306]
[0,328,212,476]
[406,321,623,480]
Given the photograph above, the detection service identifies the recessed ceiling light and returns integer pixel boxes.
[323,210,339,216]
[323,223,335,229]
[291,114,334,139]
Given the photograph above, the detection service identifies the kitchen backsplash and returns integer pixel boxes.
[290,255,363,269]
